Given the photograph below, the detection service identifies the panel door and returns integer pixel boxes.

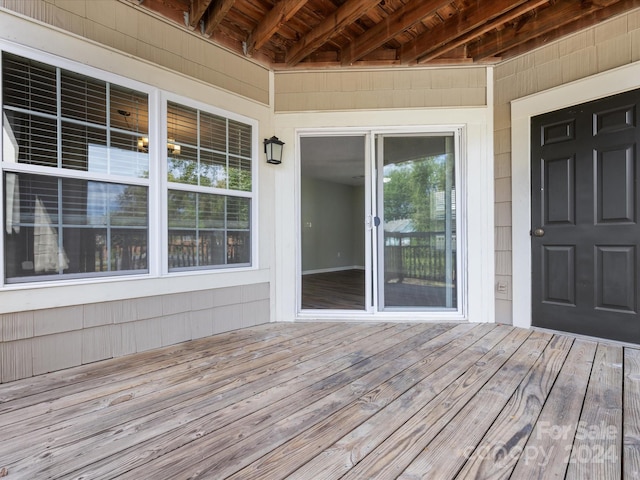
[531,88,640,343]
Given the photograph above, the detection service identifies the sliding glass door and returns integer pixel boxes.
[376,133,457,310]
[298,131,460,314]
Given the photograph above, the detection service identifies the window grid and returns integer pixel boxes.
[1,51,255,284]
[166,99,252,271]
[2,53,151,282]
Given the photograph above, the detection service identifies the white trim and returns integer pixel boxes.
[0,33,263,295]
[275,106,493,324]
[511,60,640,329]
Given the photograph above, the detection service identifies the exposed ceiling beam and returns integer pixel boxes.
[189,0,213,30]
[491,0,640,61]
[469,0,635,62]
[202,0,237,37]
[407,0,549,65]
[285,0,380,66]
[245,0,309,57]
[340,0,450,66]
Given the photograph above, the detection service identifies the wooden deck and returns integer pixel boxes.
[1,322,639,479]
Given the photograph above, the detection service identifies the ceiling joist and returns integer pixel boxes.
[340,0,451,66]
[286,0,381,66]
[407,0,550,65]
[128,0,640,70]
[244,0,308,57]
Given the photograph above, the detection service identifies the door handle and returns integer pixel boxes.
[533,228,545,237]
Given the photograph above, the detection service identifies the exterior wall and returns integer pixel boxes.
[274,67,492,323]
[494,8,640,325]
[0,0,270,104]
[275,108,494,324]
[275,67,487,112]
[0,4,274,382]
[0,284,269,382]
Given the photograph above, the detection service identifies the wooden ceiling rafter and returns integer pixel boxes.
[407,0,551,65]
[340,0,452,66]
[468,0,636,62]
[285,0,381,66]
[244,0,308,56]
[128,0,640,70]
[484,0,640,61]
[202,0,237,37]
[188,0,213,30]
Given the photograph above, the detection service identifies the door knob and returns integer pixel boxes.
[533,228,545,237]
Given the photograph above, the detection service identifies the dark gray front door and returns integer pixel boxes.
[531,88,640,343]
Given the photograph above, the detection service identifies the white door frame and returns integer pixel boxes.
[273,106,494,323]
[511,60,640,329]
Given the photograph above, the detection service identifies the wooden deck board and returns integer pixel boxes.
[454,333,574,479]
[398,331,556,479]
[8,323,421,479]
[624,347,640,480]
[565,343,623,480]
[0,322,636,480]
[510,338,598,479]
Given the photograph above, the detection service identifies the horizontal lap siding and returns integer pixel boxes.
[0,0,270,104]
[0,283,270,382]
[494,7,640,325]
[274,67,488,112]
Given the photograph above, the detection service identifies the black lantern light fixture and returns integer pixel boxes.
[264,136,284,165]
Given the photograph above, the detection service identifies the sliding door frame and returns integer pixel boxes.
[297,125,466,319]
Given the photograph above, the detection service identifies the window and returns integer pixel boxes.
[1,51,256,284]
[2,53,149,282]
[166,101,252,271]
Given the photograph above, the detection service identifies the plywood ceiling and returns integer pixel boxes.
[128,0,640,70]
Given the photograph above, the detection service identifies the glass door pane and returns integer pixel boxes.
[377,134,456,310]
[300,135,367,310]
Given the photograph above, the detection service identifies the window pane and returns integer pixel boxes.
[4,173,148,281]
[111,229,147,271]
[168,102,197,147]
[200,231,225,266]
[168,146,198,185]
[3,111,57,167]
[227,230,250,264]
[198,192,224,228]
[110,184,148,227]
[110,85,148,136]
[2,53,57,115]
[228,119,251,158]
[228,155,251,191]
[200,150,227,188]
[110,132,149,178]
[227,196,250,229]
[61,122,107,172]
[200,111,226,151]
[168,232,197,269]
[61,71,106,125]
[167,191,250,270]
[168,190,196,228]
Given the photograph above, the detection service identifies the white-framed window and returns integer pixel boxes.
[1,50,256,285]
[166,100,253,271]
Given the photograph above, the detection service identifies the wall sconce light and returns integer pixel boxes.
[137,137,181,155]
[264,136,284,165]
